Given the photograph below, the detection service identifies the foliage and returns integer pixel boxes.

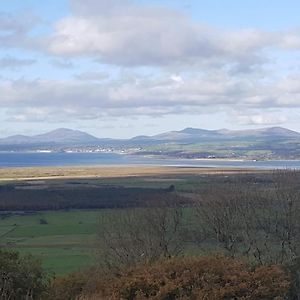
[0,250,50,299]
[78,256,290,300]
[48,271,90,300]
[0,185,182,211]
[39,218,48,225]
[286,257,300,300]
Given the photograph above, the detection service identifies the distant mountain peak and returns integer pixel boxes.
[141,126,300,142]
[180,127,210,134]
[1,126,300,148]
[47,128,86,134]
[260,126,297,134]
[48,128,76,133]
[219,126,300,137]
[33,128,99,143]
[0,128,100,145]
[215,128,230,134]
[6,134,29,139]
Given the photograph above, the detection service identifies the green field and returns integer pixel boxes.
[0,210,103,274]
[143,141,274,157]
[0,172,272,275]
[0,176,199,275]
[0,208,197,275]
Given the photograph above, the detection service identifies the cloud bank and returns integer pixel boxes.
[1,0,300,129]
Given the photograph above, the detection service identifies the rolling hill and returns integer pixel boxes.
[1,127,300,159]
[137,127,300,142]
[0,128,100,145]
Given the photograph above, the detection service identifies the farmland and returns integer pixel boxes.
[0,210,100,274]
[0,167,272,274]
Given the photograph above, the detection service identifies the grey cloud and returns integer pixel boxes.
[0,11,40,50]
[0,11,35,34]
[46,0,300,73]
[70,0,132,16]
[52,2,300,72]
[0,56,36,69]
[0,2,299,72]
[0,0,299,131]
[2,71,300,123]
[50,1,260,68]
[280,30,300,49]
[74,71,109,81]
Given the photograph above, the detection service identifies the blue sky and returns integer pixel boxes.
[1,0,300,138]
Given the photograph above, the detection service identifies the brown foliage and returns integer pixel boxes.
[48,271,90,300]
[78,256,289,300]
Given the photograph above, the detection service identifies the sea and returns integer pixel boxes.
[0,152,300,169]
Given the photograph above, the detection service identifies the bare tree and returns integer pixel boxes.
[194,170,300,265]
[195,182,251,258]
[97,198,184,270]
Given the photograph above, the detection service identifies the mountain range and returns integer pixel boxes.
[1,127,300,159]
[0,128,101,145]
[0,126,299,146]
[135,126,300,141]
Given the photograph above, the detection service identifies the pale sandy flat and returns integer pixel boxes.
[0,165,269,182]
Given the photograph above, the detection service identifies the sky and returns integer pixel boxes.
[1,0,300,138]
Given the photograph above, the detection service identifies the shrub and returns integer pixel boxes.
[48,272,90,300]
[39,218,48,225]
[79,256,290,300]
[286,257,300,300]
[0,250,50,299]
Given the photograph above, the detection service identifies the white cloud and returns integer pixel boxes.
[170,75,183,83]
[234,112,287,126]
[280,30,300,49]
[2,0,300,132]
[1,72,300,124]
[48,0,272,69]
[44,0,300,78]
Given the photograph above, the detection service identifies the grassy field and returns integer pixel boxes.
[142,141,275,158]
[0,210,102,274]
[0,167,272,275]
[0,208,210,275]
[0,173,208,274]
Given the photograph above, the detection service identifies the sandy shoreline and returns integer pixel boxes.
[0,165,269,182]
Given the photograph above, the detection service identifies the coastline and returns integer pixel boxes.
[139,155,247,162]
[137,153,300,162]
[0,165,268,182]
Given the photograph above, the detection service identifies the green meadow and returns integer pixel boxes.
[0,172,271,275]
[0,210,102,274]
[0,208,196,275]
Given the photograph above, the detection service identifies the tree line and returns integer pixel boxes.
[0,185,183,211]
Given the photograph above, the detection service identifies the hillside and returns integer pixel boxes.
[137,126,300,142]
[0,128,100,145]
[1,126,300,160]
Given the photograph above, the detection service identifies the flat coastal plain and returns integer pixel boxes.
[0,165,268,182]
[0,165,270,275]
